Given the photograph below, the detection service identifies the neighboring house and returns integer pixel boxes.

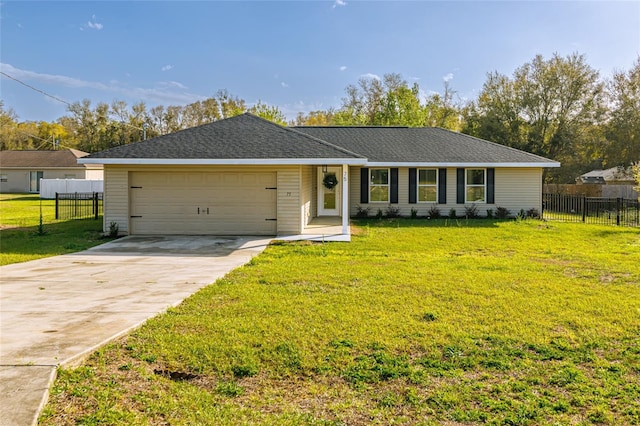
[79,113,559,238]
[0,149,103,193]
[577,166,635,185]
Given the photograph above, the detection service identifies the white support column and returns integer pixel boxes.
[342,165,349,234]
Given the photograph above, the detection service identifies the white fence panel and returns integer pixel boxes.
[40,179,104,199]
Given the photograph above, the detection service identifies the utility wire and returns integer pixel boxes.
[0,71,145,132]
[1,71,71,106]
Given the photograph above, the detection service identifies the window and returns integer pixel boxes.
[466,169,486,202]
[418,169,437,202]
[0,174,7,183]
[64,174,76,179]
[369,168,389,202]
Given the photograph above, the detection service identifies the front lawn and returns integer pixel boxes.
[0,193,109,265]
[40,220,640,425]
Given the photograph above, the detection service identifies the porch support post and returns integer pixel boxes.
[342,165,349,234]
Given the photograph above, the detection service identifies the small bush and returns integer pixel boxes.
[376,208,384,219]
[464,204,480,219]
[448,208,457,219]
[526,208,541,219]
[428,206,441,219]
[385,205,401,218]
[516,209,527,221]
[354,205,370,218]
[486,209,494,219]
[495,207,511,219]
[108,221,119,237]
[410,208,419,219]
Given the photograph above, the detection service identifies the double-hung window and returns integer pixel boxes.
[418,169,437,202]
[466,169,486,202]
[369,168,389,202]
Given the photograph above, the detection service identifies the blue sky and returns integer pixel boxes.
[1,1,639,123]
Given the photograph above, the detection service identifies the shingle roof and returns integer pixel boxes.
[578,166,634,183]
[0,149,90,168]
[84,114,364,162]
[80,113,558,167]
[294,126,557,165]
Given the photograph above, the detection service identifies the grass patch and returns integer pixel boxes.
[0,193,109,265]
[40,220,640,425]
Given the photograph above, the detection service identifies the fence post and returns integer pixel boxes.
[616,198,621,226]
[55,192,59,219]
[581,196,586,223]
[94,192,99,219]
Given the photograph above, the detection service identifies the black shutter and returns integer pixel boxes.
[408,168,417,204]
[487,168,495,204]
[360,168,369,204]
[456,168,465,204]
[390,168,399,204]
[438,168,447,204]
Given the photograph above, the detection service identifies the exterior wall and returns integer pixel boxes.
[103,165,304,236]
[300,165,314,229]
[0,168,90,193]
[85,167,104,180]
[349,166,544,218]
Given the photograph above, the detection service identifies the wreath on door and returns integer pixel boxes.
[323,173,339,190]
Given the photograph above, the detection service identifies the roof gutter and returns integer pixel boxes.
[364,161,561,168]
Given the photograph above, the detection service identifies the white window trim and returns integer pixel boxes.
[369,168,390,203]
[465,168,486,203]
[417,168,438,203]
[0,174,7,183]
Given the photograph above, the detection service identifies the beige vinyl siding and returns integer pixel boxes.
[349,166,544,218]
[300,165,313,229]
[103,165,303,236]
[0,168,91,193]
[277,167,302,235]
[104,167,130,234]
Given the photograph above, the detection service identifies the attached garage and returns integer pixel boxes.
[129,171,277,235]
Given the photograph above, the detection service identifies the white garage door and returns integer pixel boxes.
[129,171,277,235]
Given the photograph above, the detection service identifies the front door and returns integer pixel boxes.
[29,171,44,193]
[317,166,341,216]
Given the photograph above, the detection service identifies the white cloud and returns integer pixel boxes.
[339,66,347,71]
[86,15,103,30]
[360,73,381,81]
[281,82,289,88]
[161,65,173,72]
[443,73,454,82]
[333,0,347,8]
[0,62,203,105]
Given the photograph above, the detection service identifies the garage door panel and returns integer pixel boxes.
[129,171,277,235]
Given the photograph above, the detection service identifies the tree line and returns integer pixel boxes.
[1,53,638,183]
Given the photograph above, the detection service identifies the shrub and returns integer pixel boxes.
[464,204,480,219]
[385,205,400,218]
[376,208,384,219]
[428,206,441,219]
[448,208,457,219]
[495,207,511,219]
[410,208,419,219]
[486,209,494,219]
[526,208,541,219]
[516,209,527,221]
[108,221,119,237]
[354,205,370,218]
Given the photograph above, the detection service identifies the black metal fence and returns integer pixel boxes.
[543,194,639,227]
[55,192,103,220]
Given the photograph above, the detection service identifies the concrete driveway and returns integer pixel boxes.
[0,235,271,426]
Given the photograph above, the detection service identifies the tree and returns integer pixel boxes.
[248,101,287,125]
[603,58,640,167]
[463,53,605,182]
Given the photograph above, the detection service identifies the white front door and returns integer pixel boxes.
[317,166,341,216]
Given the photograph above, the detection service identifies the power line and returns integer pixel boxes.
[1,71,146,133]
[0,71,71,106]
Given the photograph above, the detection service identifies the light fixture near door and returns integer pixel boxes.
[322,165,328,174]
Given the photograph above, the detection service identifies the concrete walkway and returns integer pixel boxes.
[0,236,271,426]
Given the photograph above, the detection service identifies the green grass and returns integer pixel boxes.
[0,193,110,265]
[40,219,640,425]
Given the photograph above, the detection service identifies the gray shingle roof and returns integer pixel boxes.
[84,114,364,161]
[294,126,557,165]
[0,149,90,168]
[81,113,558,166]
